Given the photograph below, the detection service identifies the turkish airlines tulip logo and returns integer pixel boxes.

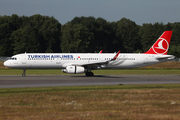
[152,38,169,54]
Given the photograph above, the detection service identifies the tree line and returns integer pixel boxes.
[0,14,180,57]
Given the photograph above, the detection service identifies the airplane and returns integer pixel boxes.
[4,31,175,77]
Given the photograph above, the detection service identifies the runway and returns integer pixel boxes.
[0,75,180,88]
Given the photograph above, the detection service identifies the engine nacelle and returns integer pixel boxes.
[62,66,86,74]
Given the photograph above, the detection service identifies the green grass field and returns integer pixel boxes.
[0,69,180,75]
[0,84,180,120]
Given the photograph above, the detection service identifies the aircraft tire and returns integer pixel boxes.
[22,74,26,77]
[85,72,94,76]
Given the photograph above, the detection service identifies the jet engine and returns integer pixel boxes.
[62,66,86,74]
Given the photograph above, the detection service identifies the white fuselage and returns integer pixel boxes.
[3,53,174,70]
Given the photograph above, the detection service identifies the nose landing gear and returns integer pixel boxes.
[22,69,26,77]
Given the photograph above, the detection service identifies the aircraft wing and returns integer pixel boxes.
[79,51,121,68]
[62,51,121,69]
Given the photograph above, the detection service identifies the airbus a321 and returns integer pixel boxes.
[4,31,175,76]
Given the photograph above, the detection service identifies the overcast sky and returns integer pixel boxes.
[0,0,179,25]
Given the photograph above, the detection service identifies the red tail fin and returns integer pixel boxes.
[144,31,173,55]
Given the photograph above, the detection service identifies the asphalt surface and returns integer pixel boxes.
[0,75,180,88]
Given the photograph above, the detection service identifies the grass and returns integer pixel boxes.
[0,69,180,75]
[0,61,180,119]
[0,84,180,120]
[1,61,180,119]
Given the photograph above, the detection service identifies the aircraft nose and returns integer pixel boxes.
[3,61,9,67]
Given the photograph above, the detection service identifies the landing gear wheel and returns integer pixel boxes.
[22,74,26,77]
[85,72,94,76]
[90,72,94,76]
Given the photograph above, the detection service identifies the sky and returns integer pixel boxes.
[0,0,180,25]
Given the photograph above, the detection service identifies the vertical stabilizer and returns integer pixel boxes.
[144,31,173,55]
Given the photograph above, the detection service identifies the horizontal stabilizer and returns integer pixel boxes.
[155,55,175,60]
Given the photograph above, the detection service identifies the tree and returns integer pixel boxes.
[1,14,180,57]
[171,22,180,46]
[12,25,41,54]
[139,22,165,52]
[164,22,173,31]
[61,24,73,53]
[116,18,140,53]
[39,17,61,53]
[61,24,93,53]
[12,14,62,53]
[0,16,14,56]
[168,45,180,58]
[64,16,96,52]
[169,22,180,57]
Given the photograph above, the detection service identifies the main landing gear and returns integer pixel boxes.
[85,71,94,76]
[22,69,26,77]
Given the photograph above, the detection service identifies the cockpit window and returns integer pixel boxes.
[4,57,17,61]
[10,57,17,60]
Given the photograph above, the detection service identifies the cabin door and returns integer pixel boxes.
[22,55,27,64]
